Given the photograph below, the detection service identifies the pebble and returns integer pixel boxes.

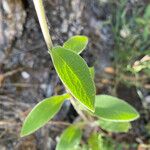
[21,71,30,79]
[46,84,53,97]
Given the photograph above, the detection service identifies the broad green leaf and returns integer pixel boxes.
[88,133,103,150]
[63,35,88,54]
[98,119,131,133]
[89,67,95,79]
[51,46,95,111]
[21,94,70,137]
[56,125,82,150]
[94,95,139,122]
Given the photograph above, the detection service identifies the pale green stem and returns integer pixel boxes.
[70,98,88,122]
[33,0,87,121]
[33,0,53,50]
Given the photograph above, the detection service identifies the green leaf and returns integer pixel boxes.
[135,18,146,25]
[88,133,103,150]
[144,5,150,18]
[21,94,70,137]
[56,125,82,150]
[94,95,139,122]
[51,46,95,111]
[63,35,88,54]
[88,133,115,150]
[98,119,131,133]
[89,67,95,79]
[143,26,150,41]
[102,138,115,150]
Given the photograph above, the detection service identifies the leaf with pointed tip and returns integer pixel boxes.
[94,95,139,122]
[51,46,95,111]
[56,125,82,150]
[21,94,70,137]
[98,119,131,133]
[63,35,88,54]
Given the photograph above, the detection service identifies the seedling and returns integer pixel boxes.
[21,0,140,149]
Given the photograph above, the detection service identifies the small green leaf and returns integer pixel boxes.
[98,119,131,133]
[63,35,88,54]
[88,133,103,150]
[21,94,70,137]
[56,125,82,150]
[94,95,139,122]
[89,67,95,79]
[51,46,95,111]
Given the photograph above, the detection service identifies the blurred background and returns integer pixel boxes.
[0,0,150,149]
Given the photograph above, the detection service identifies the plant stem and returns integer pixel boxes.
[33,0,53,50]
[33,0,87,121]
[70,98,88,122]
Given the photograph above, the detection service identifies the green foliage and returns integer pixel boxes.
[109,1,150,87]
[63,35,88,54]
[89,67,95,79]
[21,94,70,137]
[21,34,139,150]
[56,125,82,150]
[94,95,139,121]
[135,4,150,41]
[144,5,150,18]
[22,0,142,148]
[102,137,115,150]
[51,46,95,111]
[88,133,103,150]
[131,59,150,73]
[98,119,131,133]
[21,35,140,137]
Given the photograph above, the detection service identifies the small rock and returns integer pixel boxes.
[46,84,53,97]
[21,71,30,79]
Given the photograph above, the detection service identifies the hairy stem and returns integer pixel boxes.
[33,0,53,50]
